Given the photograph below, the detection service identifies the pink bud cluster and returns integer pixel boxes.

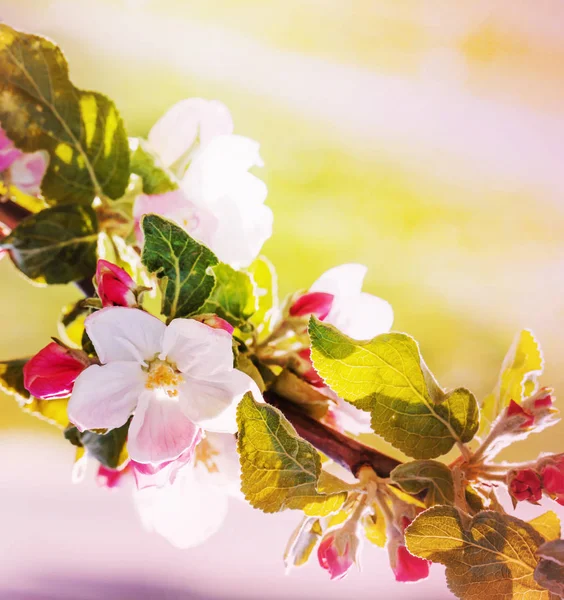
[508,454,564,505]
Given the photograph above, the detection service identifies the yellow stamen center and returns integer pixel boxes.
[195,438,219,473]
[145,360,182,398]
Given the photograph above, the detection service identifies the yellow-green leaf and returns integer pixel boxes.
[22,397,69,430]
[364,504,387,547]
[237,393,347,515]
[390,460,455,507]
[481,330,543,434]
[247,256,278,340]
[0,25,130,205]
[309,318,479,459]
[130,138,177,195]
[405,506,551,600]
[529,512,561,542]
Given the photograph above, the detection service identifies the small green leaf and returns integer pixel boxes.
[0,25,130,204]
[390,460,455,507]
[130,138,178,195]
[529,512,561,542]
[65,422,129,469]
[237,393,347,515]
[1,205,98,284]
[201,263,257,328]
[141,214,218,319]
[405,507,551,600]
[535,540,564,597]
[247,256,278,338]
[0,358,29,400]
[481,330,544,434]
[309,318,479,459]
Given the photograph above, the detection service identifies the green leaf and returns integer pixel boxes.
[529,512,561,542]
[405,507,551,600]
[0,358,29,400]
[390,460,455,507]
[0,25,130,204]
[247,256,278,337]
[535,540,564,598]
[1,205,98,284]
[141,214,218,319]
[65,422,129,469]
[237,393,347,515]
[309,318,479,459]
[481,330,544,434]
[201,263,257,328]
[130,138,177,195]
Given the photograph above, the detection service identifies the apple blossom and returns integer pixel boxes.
[306,263,393,340]
[0,125,48,196]
[134,99,272,268]
[67,307,257,464]
[23,342,89,400]
[508,468,542,504]
[317,528,359,581]
[95,260,138,308]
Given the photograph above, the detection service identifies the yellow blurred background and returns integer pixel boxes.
[2,2,564,598]
[2,0,563,459]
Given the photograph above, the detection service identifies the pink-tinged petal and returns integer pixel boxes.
[290,292,334,320]
[96,260,137,308]
[23,342,87,400]
[127,391,202,464]
[97,464,132,489]
[134,462,228,549]
[506,400,535,428]
[9,150,49,196]
[131,437,203,489]
[317,534,354,581]
[295,347,325,387]
[327,292,394,340]
[161,318,234,377]
[535,395,554,409]
[310,263,367,298]
[393,546,430,583]
[179,369,253,433]
[0,126,22,171]
[194,314,234,335]
[68,361,144,431]
[148,98,233,168]
[85,307,166,364]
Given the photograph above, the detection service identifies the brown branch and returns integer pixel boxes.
[264,389,401,478]
[0,199,95,297]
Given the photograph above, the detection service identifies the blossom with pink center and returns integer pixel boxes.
[67,307,258,464]
[317,531,357,581]
[23,342,89,400]
[133,98,272,268]
[290,292,334,320]
[540,454,564,506]
[308,264,393,340]
[95,260,138,308]
[0,126,48,196]
[508,468,543,503]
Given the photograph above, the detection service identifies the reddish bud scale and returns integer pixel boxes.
[508,469,543,503]
[289,292,334,320]
[296,348,325,387]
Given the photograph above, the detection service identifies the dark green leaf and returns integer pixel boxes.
[130,138,177,195]
[0,358,29,400]
[309,318,479,459]
[1,205,98,284]
[141,214,218,319]
[390,460,454,507]
[0,25,130,204]
[65,421,129,468]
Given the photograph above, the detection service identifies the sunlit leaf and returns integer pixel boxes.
[1,205,98,284]
[364,503,387,547]
[130,138,177,195]
[237,393,347,515]
[390,460,455,507]
[309,318,479,459]
[529,512,561,542]
[481,330,544,434]
[201,263,257,328]
[0,25,130,204]
[405,506,551,599]
[247,255,278,339]
[141,214,217,319]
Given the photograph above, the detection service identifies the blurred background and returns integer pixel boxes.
[1,1,564,598]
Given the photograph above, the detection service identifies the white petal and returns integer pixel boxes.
[134,464,228,549]
[68,361,144,431]
[199,433,242,498]
[127,391,202,464]
[327,292,394,340]
[310,263,367,298]
[161,318,234,377]
[85,307,166,364]
[148,98,233,169]
[179,369,253,433]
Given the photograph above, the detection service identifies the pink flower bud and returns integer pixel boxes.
[508,468,542,503]
[0,126,22,171]
[290,292,334,320]
[95,260,137,308]
[317,531,357,581]
[506,400,535,428]
[193,314,234,335]
[393,545,431,583]
[97,463,131,489]
[23,342,88,400]
[295,348,324,387]
[540,455,564,506]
